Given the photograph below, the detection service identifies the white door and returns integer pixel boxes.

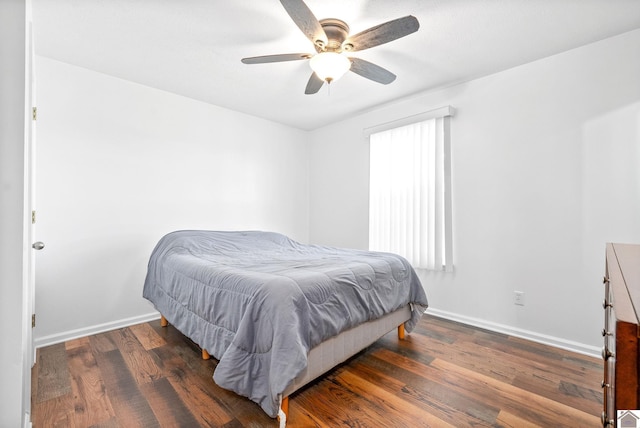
[23,19,40,426]
[26,20,39,366]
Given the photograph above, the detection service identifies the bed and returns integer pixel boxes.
[142,230,428,423]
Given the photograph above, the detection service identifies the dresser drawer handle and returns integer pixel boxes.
[603,276,609,284]
[601,380,610,388]
[602,346,614,361]
[602,411,613,426]
[601,329,612,337]
[602,299,612,309]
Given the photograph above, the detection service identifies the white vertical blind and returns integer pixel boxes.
[368,113,452,271]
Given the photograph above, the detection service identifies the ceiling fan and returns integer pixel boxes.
[241,0,420,94]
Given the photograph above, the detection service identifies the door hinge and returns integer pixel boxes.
[32,314,36,328]
[32,210,36,224]
[32,107,37,121]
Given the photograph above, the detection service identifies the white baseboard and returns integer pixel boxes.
[34,312,161,349]
[426,308,600,359]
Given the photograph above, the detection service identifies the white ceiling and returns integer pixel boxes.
[33,0,640,131]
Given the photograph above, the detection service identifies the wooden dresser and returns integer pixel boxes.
[602,243,640,426]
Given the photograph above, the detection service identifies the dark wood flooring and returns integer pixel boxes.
[31,314,603,427]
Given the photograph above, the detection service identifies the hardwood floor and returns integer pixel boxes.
[31,314,603,427]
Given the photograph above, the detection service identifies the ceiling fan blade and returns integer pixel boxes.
[280,0,328,47]
[349,57,396,84]
[241,53,312,64]
[305,72,324,94]
[345,15,419,52]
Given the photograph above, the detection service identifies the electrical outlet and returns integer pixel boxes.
[514,291,525,306]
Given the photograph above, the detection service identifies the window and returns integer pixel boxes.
[367,106,453,271]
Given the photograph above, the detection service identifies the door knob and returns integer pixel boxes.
[32,241,45,250]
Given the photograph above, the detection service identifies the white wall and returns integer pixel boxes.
[0,1,29,426]
[309,29,640,353]
[34,57,310,345]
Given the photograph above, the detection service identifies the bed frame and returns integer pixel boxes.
[159,304,411,422]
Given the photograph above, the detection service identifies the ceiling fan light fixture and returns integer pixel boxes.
[309,52,351,83]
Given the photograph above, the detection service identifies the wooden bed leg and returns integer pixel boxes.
[398,324,405,340]
[160,315,168,327]
[278,396,289,423]
[202,348,210,360]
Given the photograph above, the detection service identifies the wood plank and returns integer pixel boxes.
[88,330,118,354]
[292,376,383,427]
[92,349,160,427]
[140,377,201,426]
[35,342,71,403]
[66,341,115,426]
[150,345,235,426]
[286,399,331,428]
[220,418,245,428]
[372,332,436,366]
[429,356,600,427]
[129,321,166,350]
[354,353,500,426]
[149,320,202,356]
[403,323,597,388]
[419,315,486,339]
[372,345,600,427]
[159,337,282,426]
[333,368,454,427]
[511,373,601,416]
[474,332,601,384]
[395,330,517,383]
[108,327,162,385]
[495,410,542,428]
[65,336,90,351]
[31,394,75,428]
[88,416,119,428]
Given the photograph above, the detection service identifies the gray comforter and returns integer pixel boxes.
[142,230,428,418]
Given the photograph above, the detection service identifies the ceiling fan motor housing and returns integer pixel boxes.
[318,18,350,52]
